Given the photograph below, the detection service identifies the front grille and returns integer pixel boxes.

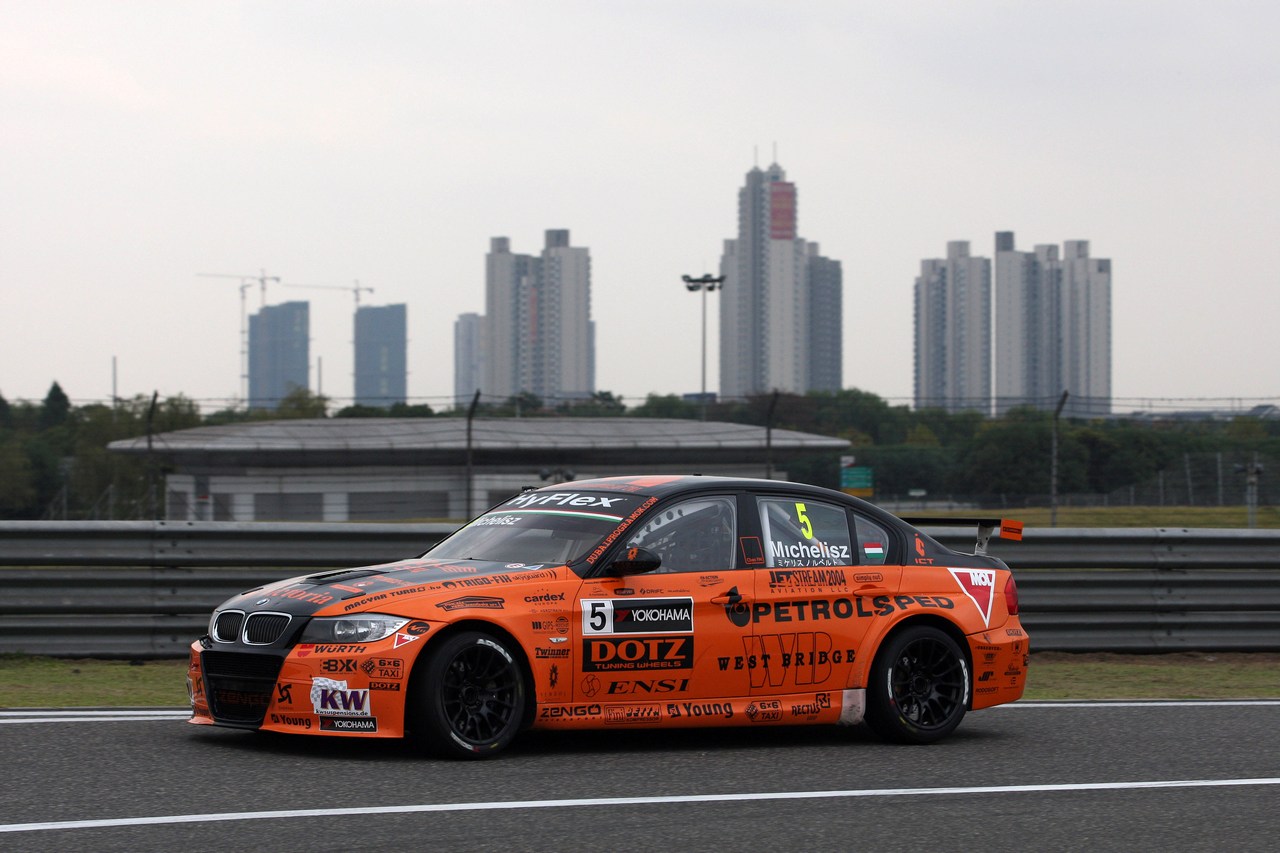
[244,612,291,645]
[212,610,244,643]
[201,651,285,725]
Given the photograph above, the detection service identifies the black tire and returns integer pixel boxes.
[864,624,970,744]
[410,631,526,759]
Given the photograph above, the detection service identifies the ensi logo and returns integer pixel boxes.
[947,568,997,627]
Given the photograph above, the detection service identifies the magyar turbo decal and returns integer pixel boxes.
[947,568,996,627]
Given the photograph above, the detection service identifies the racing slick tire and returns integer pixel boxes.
[864,624,970,744]
[410,630,526,759]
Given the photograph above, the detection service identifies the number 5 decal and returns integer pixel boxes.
[584,600,612,634]
[795,502,813,539]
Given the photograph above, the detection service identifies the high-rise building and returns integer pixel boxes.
[994,232,1111,416]
[248,301,309,410]
[807,244,843,393]
[719,162,843,398]
[913,241,992,413]
[353,303,407,407]
[453,312,486,408]
[465,230,595,405]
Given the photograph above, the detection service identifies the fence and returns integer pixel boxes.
[2,521,1278,657]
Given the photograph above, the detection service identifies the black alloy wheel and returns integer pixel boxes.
[864,624,970,744]
[412,631,525,759]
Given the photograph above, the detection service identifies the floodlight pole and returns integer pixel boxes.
[465,389,481,520]
[682,274,724,420]
[1050,390,1070,527]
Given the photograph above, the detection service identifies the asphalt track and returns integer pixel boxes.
[2,702,1279,852]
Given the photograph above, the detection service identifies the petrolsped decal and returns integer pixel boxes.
[724,595,954,625]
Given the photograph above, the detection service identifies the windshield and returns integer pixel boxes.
[427,490,649,566]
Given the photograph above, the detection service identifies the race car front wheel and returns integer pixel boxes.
[411,631,526,759]
[864,624,970,744]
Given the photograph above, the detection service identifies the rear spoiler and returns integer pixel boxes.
[899,517,1024,556]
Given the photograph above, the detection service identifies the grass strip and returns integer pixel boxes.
[2,652,1278,709]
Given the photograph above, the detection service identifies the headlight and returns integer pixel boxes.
[299,614,410,644]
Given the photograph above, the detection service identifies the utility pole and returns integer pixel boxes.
[1050,390,1070,527]
[682,274,724,420]
[465,389,482,520]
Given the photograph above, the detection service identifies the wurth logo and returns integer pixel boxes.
[947,568,997,627]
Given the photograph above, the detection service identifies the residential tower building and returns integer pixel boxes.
[719,162,843,397]
[994,232,1111,416]
[913,241,992,413]
[353,303,407,407]
[247,301,309,410]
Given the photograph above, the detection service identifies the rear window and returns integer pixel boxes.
[758,497,854,568]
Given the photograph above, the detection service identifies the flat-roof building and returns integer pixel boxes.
[109,418,849,522]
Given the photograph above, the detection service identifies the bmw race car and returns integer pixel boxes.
[188,475,1027,758]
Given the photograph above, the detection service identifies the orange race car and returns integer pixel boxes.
[188,475,1027,758]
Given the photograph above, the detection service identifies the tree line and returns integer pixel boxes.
[1,383,1275,519]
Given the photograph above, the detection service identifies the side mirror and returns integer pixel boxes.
[604,546,662,576]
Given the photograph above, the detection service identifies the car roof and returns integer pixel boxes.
[535,474,885,513]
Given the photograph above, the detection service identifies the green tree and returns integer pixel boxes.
[628,394,698,419]
[273,387,329,419]
[39,382,71,430]
[951,408,1087,499]
[0,437,36,515]
[560,391,626,417]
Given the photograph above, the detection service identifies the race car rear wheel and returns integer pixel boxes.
[864,624,969,744]
[411,631,525,759]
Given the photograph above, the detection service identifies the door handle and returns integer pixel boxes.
[711,586,750,606]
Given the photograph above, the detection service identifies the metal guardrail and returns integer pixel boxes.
[1,522,1278,657]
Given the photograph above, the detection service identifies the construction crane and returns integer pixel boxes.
[283,279,375,309]
[196,269,283,403]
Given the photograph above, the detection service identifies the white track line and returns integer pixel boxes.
[0,710,188,724]
[2,778,1279,834]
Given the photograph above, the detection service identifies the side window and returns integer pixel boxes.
[758,498,854,568]
[853,514,892,565]
[623,496,737,573]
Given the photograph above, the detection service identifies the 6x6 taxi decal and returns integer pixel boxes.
[189,475,1027,758]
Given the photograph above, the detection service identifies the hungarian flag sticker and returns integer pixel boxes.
[947,568,997,627]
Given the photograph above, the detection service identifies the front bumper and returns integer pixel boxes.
[187,631,433,738]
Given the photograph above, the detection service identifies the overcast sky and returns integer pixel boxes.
[3,1,1277,414]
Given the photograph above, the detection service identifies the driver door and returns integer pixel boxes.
[575,494,755,705]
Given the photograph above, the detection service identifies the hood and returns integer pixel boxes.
[218,558,565,618]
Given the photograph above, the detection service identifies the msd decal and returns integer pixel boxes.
[947,568,997,626]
